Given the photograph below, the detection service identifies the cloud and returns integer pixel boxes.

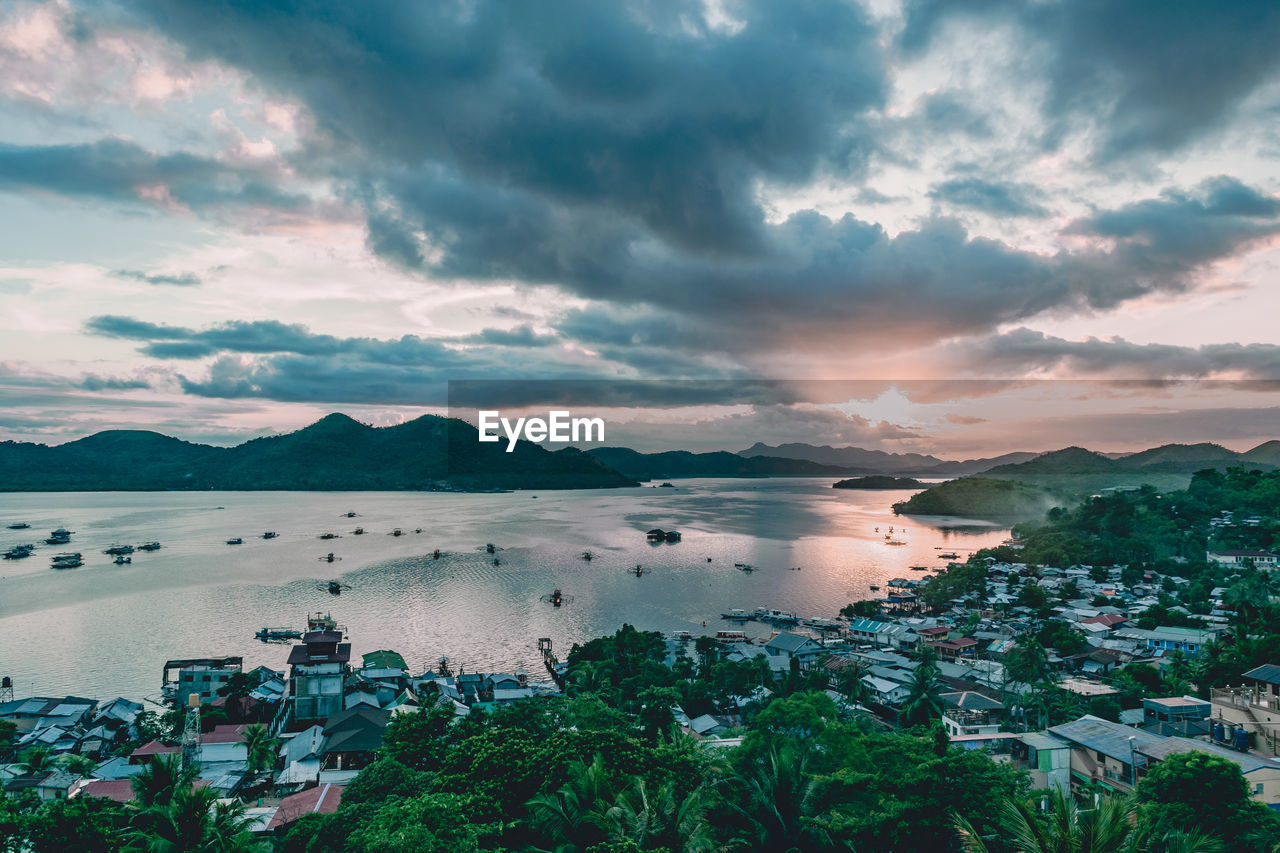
[958,328,1280,379]
[111,268,202,286]
[899,0,1280,161]
[929,177,1048,217]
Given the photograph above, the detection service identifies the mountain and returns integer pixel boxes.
[0,414,638,491]
[1242,440,1280,467]
[587,447,851,480]
[738,442,1040,476]
[1115,442,1247,473]
[983,446,1119,476]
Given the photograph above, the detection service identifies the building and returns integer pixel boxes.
[1136,738,1280,809]
[1048,714,1165,794]
[763,633,825,668]
[175,663,242,706]
[287,631,352,729]
[1141,696,1211,737]
[1206,550,1278,569]
[1210,663,1280,756]
[1141,626,1217,655]
[939,691,1004,737]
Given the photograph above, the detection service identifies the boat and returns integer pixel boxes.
[804,617,843,632]
[869,584,880,591]
[103,544,134,556]
[50,552,83,569]
[754,607,800,625]
[672,630,693,640]
[485,543,495,553]
[226,537,243,545]
[541,588,573,607]
[721,608,752,621]
[391,528,403,537]
[320,552,339,563]
[344,511,358,518]
[307,612,342,632]
[938,552,959,559]
[255,627,302,641]
[433,549,442,559]
[3,544,34,559]
[262,531,279,539]
[137,542,162,551]
[885,540,907,546]
[319,532,340,540]
[664,530,681,542]
[715,630,748,642]
[45,528,73,545]
[328,580,342,594]
[646,528,666,540]
[7,522,30,529]
[909,565,929,571]
[113,555,131,565]
[581,551,593,561]
[734,562,754,571]
[352,527,365,535]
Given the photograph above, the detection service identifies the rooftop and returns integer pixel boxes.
[1049,714,1163,762]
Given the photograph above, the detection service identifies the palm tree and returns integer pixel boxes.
[525,753,614,851]
[13,747,56,776]
[953,789,1223,853]
[723,742,838,852]
[130,754,198,808]
[241,724,278,776]
[126,783,264,852]
[59,753,98,776]
[900,663,944,726]
[603,777,715,853]
[831,660,870,707]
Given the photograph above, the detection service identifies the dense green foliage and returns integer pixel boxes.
[893,477,1060,520]
[832,476,926,489]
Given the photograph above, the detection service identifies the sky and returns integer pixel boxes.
[1,0,1279,454]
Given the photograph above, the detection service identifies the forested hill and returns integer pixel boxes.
[0,414,637,491]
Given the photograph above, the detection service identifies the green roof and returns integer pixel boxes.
[362,650,408,670]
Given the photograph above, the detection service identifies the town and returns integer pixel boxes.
[3,472,1280,850]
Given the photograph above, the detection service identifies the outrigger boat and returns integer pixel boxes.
[721,608,751,621]
[255,627,303,641]
[137,542,162,551]
[3,544,34,559]
[226,537,243,545]
[50,552,83,569]
[7,522,30,530]
[103,544,134,556]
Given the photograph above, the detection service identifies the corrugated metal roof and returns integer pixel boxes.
[1243,663,1280,685]
[1049,714,1163,761]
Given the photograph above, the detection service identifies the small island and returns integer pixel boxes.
[891,476,1059,519]
[833,475,926,489]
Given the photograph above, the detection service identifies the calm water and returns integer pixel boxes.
[0,480,1008,701]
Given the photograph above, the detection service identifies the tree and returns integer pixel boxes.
[840,600,881,620]
[130,754,197,809]
[526,753,616,851]
[12,748,57,777]
[1138,751,1280,852]
[242,724,279,775]
[900,663,944,726]
[1005,636,1051,685]
[126,782,265,852]
[22,796,129,853]
[954,789,1224,853]
[603,777,714,853]
[722,742,835,852]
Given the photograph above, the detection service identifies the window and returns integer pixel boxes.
[1256,783,1264,795]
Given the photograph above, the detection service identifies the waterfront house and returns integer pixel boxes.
[763,633,825,668]
[175,661,243,707]
[287,631,351,730]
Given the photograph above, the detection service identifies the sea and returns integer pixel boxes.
[0,479,1009,703]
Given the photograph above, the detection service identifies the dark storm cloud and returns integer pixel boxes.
[929,177,1048,218]
[899,0,1280,161]
[459,326,559,348]
[78,374,151,391]
[111,268,202,286]
[962,328,1280,379]
[0,138,304,210]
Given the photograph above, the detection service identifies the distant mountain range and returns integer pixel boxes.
[3,415,1277,494]
[0,414,637,491]
[738,442,1041,476]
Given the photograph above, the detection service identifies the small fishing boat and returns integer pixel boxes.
[103,544,134,556]
[352,527,365,535]
[390,528,403,537]
[262,531,279,539]
[319,532,340,540]
[50,552,83,569]
[137,542,162,551]
[754,608,800,625]
[255,627,302,641]
[869,584,880,591]
[226,537,243,545]
[938,552,959,559]
[328,580,342,594]
[909,565,929,571]
[721,608,751,621]
[6,522,30,530]
[3,544,34,559]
